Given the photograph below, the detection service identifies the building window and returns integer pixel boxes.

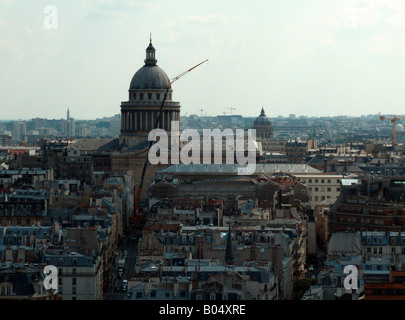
[148,93,152,100]
[140,93,144,100]
[72,278,76,285]
[157,93,160,100]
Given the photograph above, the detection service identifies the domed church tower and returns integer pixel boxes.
[119,37,181,149]
[253,108,273,139]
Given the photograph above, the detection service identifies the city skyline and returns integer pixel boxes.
[1,0,405,120]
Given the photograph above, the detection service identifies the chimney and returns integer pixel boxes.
[173,277,179,297]
[144,278,150,296]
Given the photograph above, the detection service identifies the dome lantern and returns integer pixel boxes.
[145,34,157,66]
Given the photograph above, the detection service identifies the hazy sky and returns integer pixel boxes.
[0,0,405,120]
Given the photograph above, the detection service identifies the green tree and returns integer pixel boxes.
[292,278,318,300]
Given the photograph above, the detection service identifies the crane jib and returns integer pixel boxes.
[132,59,208,230]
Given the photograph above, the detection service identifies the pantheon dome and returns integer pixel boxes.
[119,38,181,149]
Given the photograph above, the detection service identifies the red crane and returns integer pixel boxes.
[379,114,401,146]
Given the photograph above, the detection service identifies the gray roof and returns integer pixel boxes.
[70,139,116,151]
[157,163,321,175]
[327,232,362,256]
[0,226,52,246]
[42,252,94,267]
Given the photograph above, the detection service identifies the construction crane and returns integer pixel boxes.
[224,107,236,115]
[131,59,209,237]
[378,114,401,146]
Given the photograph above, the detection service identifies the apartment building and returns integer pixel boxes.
[130,259,279,300]
[43,252,103,300]
[329,177,405,233]
[295,174,346,209]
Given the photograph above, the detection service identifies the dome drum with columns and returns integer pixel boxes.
[119,38,181,148]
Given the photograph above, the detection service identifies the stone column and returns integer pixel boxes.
[125,112,128,130]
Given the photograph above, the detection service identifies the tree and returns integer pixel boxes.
[292,278,318,300]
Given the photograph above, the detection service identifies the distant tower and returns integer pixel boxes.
[60,108,75,137]
[225,224,234,265]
